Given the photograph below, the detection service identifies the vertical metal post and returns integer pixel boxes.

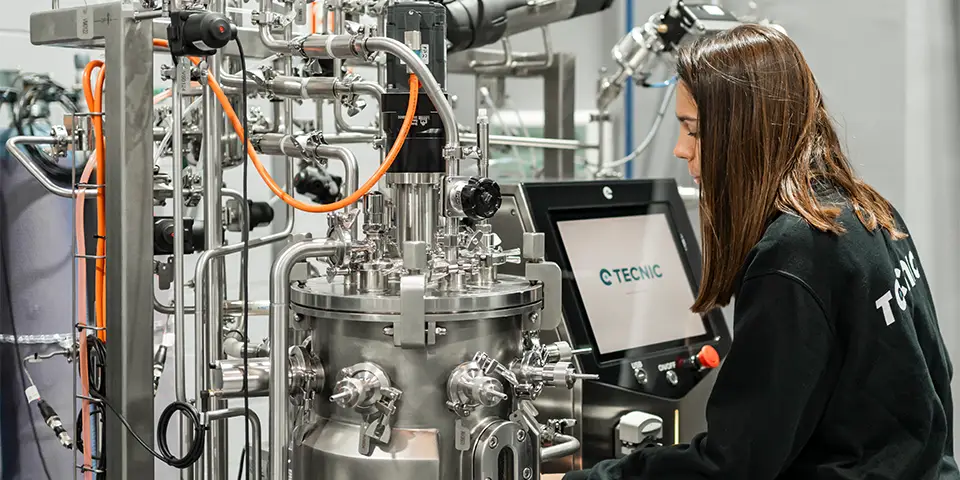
[542,53,576,179]
[201,1,228,479]
[103,6,155,479]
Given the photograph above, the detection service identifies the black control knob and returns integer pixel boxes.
[294,165,344,205]
[460,178,502,220]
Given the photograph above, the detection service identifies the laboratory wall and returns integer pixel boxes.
[1,0,960,478]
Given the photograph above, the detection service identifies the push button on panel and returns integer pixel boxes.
[694,345,720,370]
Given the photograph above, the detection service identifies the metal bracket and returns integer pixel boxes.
[396,274,428,348]
[525,261,562,331]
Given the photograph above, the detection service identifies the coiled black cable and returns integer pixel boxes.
[80,335,207,471]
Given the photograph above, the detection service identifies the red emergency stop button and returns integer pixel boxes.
[697,345,720,369]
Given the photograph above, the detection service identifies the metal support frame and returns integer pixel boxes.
[27,3,160,479]
[105,8,156,480]
[542,54,577,179]
[452,50,578,180]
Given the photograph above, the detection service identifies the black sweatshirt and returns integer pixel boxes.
[563,202,960,480]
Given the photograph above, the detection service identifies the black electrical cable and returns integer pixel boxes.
[0,199,54,480]
[237,448,247,480]
[236,35,252,480]
[83,334,206,470]
[78,333,107,479]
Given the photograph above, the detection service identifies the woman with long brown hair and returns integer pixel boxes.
[553,24,958,480]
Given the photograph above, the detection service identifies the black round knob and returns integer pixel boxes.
[461,178,502,220]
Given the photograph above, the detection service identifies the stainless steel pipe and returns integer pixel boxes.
[172,62,187,406]
[4,136,97,198]
[269,240,343,480]
[541,434,581,461]
[205,407,262,480]
[250,134,359,199]
[363,37,459,150]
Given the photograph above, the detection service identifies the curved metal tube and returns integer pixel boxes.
[205,407,262,479]
[251,134,359,202]
[5,136,97,198]
[541,434,581,461]
[269,240,343,480]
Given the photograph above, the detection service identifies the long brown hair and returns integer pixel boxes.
[677,24,905,313]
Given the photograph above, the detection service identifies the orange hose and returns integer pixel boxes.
[152,38,420,214]
[310,2,318,34]
[81,60,107,342]
[75,153,98,480]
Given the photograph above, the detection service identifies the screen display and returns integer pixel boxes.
[556,213,707,354]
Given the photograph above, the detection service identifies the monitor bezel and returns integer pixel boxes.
[522,179,729,368]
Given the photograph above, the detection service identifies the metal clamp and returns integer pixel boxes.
[329,362,402,456]
[396,273,428,348]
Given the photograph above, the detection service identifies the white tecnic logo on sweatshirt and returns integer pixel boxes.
[875,250,922,326]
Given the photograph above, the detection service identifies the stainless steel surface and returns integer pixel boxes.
[101,7,155,478]
[542,54,577,179]
[393,181,439,248]
[270,240,345,480]
[172,61,187,413]
[289,275,542,316]
[212,358,271,398]
[4,136,97,198]
[295,301,534,479]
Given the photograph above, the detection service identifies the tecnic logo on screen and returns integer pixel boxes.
[599,265,663,286]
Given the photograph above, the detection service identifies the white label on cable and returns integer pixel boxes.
[162,332,175,348]
[295,0,308,25]
[420,44,429,64]
[25,385,40,403]
[77,7,93,40]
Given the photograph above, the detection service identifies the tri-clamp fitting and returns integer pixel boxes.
[330,362,402,456]
[446,359,509,417]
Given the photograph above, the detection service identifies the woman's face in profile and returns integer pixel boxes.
[674,81,701,185]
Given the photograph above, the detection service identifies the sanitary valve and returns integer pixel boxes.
[330,362,402,456]
[446,359,509,417]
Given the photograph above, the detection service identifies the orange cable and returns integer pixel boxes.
[81,60,107,342]
[152,38,419,214]
[310,2,318,34]
[75,153,98,480]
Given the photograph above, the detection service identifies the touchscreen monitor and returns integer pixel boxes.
[555,213,707,354]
